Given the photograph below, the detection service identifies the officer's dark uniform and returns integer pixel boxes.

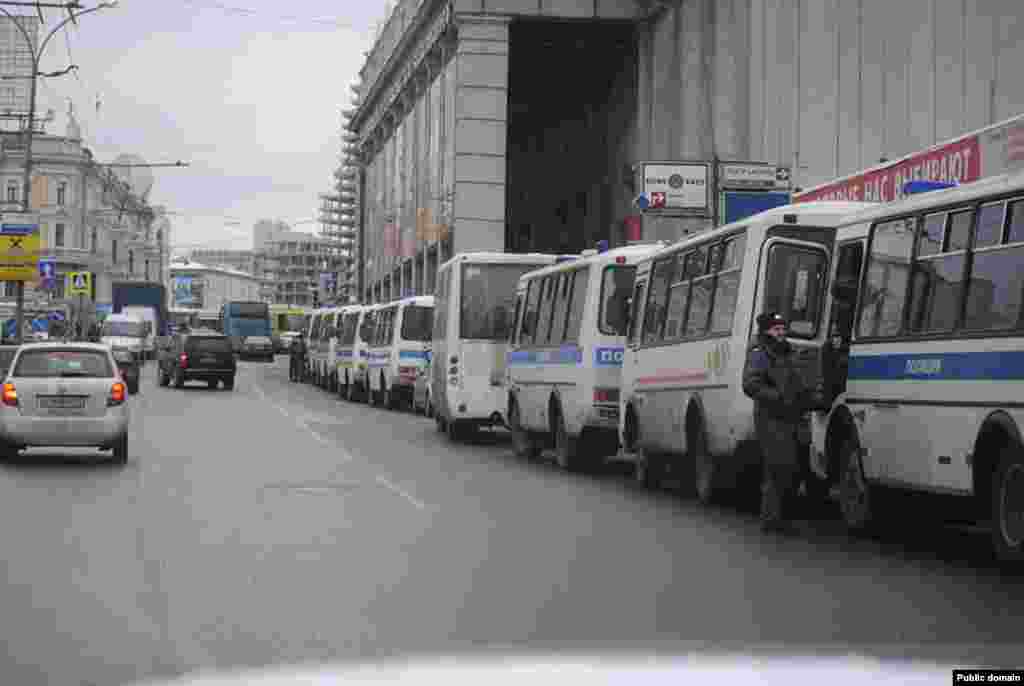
[289,334,307,382]
[743,312,814,532]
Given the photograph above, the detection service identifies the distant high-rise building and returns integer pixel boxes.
[253,219,291,251]
[0,16,39,117]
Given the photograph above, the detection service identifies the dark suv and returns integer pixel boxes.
[158,332,236,390]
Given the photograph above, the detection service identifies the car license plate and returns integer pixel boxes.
[38,396,86,410]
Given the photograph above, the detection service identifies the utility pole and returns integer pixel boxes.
[0,2,117,344]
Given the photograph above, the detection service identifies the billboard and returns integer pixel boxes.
[795,113,1024,204]
[640,162,710,213]
[0,216,40,281]
[173,275,194,306]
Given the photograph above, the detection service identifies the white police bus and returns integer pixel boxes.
[363,295,435,411]
[507,242,664,471]
[620,201,873,506]
[432,252,570,442]
[810,172,1024,563]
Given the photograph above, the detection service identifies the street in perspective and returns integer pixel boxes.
[1,1,1024,685]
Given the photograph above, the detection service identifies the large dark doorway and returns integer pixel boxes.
[505,20,636,255]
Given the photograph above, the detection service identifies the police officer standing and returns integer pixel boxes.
[743,312,818,533]
[289,331,307,382]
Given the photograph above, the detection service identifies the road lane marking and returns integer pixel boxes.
[376,475,428,510]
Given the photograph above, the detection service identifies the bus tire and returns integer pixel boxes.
[436,411,446,434]
[838,435,879,534]
[691,415,718,505]
[991,443,1024,565]
[425,392,434,419]
[554,408,583,473]
[509,400,540,460]
[635,450,664,489]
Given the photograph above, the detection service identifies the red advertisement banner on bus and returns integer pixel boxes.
[795,114,1024,204]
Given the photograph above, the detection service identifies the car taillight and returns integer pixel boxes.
[593,388,619,403]
[108,381,126,406]
[179,353,188,368]
[2,382,17,407]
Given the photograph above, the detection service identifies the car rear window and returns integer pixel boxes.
[187,336,232,354]
[12,349,114,378]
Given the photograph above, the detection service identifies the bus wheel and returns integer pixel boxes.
[838,436,877,533]
[436,411,446,434]
[554,409,582,472]
[509,401,540,460]
[692,420,718,505]
[991,444,1024,565]
[635,450,664,489]
[425,393,434,419]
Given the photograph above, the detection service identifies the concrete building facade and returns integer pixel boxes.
[264,230,348,308]
[0,116,170,312]
[349,0,1024,303]
[168,258,262,312]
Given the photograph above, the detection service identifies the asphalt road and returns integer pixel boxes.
[0,357,1021,686]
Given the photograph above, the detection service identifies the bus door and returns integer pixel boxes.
[822,240,865,404]
[754,237,832,396]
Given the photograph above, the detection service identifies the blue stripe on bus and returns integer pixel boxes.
[594,346,624,368]
[399,350,430,361]
[507,346,582,366]
[847,351,1024,381]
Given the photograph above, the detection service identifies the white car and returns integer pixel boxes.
[241,335,274,361]
[0,342,130,463]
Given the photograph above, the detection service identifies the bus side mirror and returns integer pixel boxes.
[831,278,858,304]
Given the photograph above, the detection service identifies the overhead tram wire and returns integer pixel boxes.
[178,0,362,30]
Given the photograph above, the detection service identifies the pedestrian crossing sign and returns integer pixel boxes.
[67,271,92,296]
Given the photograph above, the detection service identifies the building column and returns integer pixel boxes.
[451,13,509,254]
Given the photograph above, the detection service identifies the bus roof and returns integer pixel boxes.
[637,200,878,265]
[438,251,575,271]
[835,166,1024,228]
[514,243,667,284]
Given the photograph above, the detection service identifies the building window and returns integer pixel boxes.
[6,182,17,203]
[91,228,97,254]
[145,260,150,281]
[129,250,134,275]
[112,239,118,264]
[4,282,16,297]
[54,223,65,247]
[56,181,66,206]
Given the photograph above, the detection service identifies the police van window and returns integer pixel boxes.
[685,246,713,337]
[341,312,359,345]
[535,276,558,344]
[643,255,675,344]
[1008,199,1024,244]
[858,217,915,338]
[663,252,689,340]
[908,211,969,333]
[510,295,523,345]
[521,278,542,343]
[964,199,1024,331]
[546,272,569,344]
[710,234,746,333]
[600,265,636,336]
[433,269,449,339]
[564,267,590,342]
[763,243,827,339]
[628,280,646,345]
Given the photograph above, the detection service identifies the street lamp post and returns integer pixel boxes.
[0,2,116,344]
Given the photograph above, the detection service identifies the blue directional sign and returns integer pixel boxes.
[635,193,650,210]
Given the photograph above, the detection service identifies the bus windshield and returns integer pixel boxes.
[460,263,547,340]
[401,306,433,342]
[101,320,147,338]
[230,303,269,318]
[762,242,829,339]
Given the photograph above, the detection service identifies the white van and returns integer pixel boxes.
[507,243,664,471]
[364,295,434,411]
[100,313,148,361]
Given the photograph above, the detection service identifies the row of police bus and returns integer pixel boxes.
[301,169,1024,565]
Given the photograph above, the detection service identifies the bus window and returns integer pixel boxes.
[628,280,646,346]
[600,265,636,336]
[964,201,1024,330]
[402,306,432,343]
[643,256,676,344]
[535,276,557,344]
[564,267,589,342]
[549,273,572,343]
[460,263,530,341]
[340,312,359,345]
[858,218,915,338]
[907,210,970,333]
[521,278,543,344]
[763,243,828,339]
[710,234,745,333]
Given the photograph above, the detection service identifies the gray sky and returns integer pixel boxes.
[30,0,386,251]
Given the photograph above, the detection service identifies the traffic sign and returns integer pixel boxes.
[67,271,92,297]
[0,220,40,281]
